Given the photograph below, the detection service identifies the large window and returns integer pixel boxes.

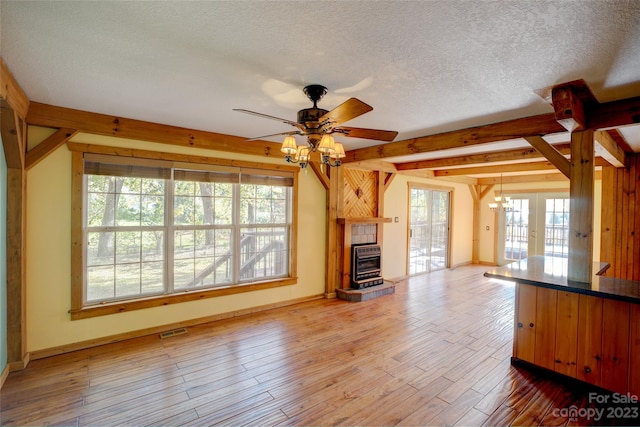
[71,148,297,318]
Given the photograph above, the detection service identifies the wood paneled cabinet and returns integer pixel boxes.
[514,283,635,394]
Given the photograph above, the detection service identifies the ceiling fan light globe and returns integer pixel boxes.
[281,136,297,154]
[296,146,310,162]
[330,142,346,159]
[318,134,336,153]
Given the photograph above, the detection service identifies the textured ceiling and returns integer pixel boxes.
[1,0,640,160]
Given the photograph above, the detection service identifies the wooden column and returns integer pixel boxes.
[469,184,480,264]
[0,57,29,371]
[324,166,342,298]
[568,130,594,283]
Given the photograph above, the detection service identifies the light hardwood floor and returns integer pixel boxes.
[1,265,635,426]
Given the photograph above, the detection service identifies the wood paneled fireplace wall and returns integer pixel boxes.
[336,168,391,290]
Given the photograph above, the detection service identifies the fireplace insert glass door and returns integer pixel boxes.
[408,186,450,275]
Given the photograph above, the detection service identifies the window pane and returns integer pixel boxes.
[505,199,529,260]
[239,227,288,280]
[174,181,233,226]
[86,265,115,301]
[115,264,141,298]
[116,194,141,226]
[116,231,140,264]
[141,195,165,226]
[214,196,232,225]
[86,230,166,303]
[174,229,233,289]
[141,262,164,294]
[545,198,569,257]
[241,184,289,224]
[87,231,114,266]
[174,196,195,225]
[142,231,164,262]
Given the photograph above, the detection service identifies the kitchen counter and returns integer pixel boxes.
[484,256,640,304]
[485,256,640,395]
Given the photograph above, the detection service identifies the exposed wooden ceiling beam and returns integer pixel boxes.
[0,58,29,119]
[434,157,610,177]
[395,143,571,170]
[343,160,398,173]
[587,96,640,130]
[524,135,571,178]
[344,91,640,165]
[26,102,284,159]
[478,173,569,184]
[342,113,566,163]
[594,130,626,168]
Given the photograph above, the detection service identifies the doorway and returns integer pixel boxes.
[498,192,569,264]
[408,185,451,275]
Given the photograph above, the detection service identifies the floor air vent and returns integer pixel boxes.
[159,328,188,339]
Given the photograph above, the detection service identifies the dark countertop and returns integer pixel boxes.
[484,256,640,304]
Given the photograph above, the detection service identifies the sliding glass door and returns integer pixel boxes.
[408,185,450,275]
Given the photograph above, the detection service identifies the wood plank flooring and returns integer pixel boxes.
[1,265,637,426]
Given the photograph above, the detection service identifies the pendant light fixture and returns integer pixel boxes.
[489,173,512,211]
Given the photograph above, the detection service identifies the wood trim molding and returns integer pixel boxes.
[66,142,299,172]
[0,58,29,119]
[25,128,79,170]
[27,102,283,158]
[1,100,24,169]
[71,278,299,320]
[0,362,9,389]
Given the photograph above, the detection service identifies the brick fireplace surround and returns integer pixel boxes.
[336,217,395,302]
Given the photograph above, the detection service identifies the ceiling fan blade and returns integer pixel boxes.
[319,98,373,126]
[336,127,398,142]
[233,109,302,129]
[245,130,302,141]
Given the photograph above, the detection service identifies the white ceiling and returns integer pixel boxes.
[2,0,640,163]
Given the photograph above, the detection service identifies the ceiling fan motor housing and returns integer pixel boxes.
[297,108,329,126]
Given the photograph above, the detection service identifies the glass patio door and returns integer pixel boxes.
[499,193,569,264]
[408,186,450,275]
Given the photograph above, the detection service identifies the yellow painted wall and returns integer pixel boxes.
[381,174,474,279]
[26,129,327,353]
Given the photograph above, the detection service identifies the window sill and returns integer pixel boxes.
[69,277,298,320]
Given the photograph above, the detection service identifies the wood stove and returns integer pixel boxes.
[351,244,383,289]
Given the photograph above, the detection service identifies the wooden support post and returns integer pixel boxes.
[469,184,480,264]
[568,130,595,283]
[5,167,27,369]
[0,60,29,370]
[324,166,341,298]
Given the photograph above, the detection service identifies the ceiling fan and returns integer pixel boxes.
[233,84,398,168]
